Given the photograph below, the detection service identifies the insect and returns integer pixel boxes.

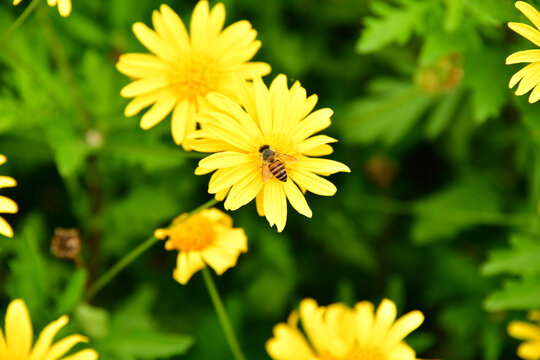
[259,145,297,183]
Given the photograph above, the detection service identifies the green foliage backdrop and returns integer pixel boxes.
[1,0,540,359]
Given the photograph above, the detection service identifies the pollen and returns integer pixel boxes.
[171,53,220,102]
[156,213,217,252]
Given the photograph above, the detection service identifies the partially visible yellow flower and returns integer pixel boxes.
[116,1,270,149]
[266,298,424,360]
[0,299,98,360]
[190,74,350,232]
[0,155,17,238]
[506,1,540,103]
[13,0,71,17]
[155,208,247,285]
[508,310,540,360]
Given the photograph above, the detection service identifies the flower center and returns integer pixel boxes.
[163,213,217,252]
[171,52,220,102]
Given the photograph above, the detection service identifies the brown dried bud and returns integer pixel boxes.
[51,228,82,260]
[365,154,396,188]
[415,53,464,95]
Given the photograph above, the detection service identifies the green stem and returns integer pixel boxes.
[202,267,247,360]
[85,198,219,300]
[0,0,41,44]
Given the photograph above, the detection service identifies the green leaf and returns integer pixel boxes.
[484,277,540,311]
[55,268,88,316]
[341,79,432,146]
[74,303,111,340]
[357,0,430,53]
[411,175,500,244]
[482,234,540,277]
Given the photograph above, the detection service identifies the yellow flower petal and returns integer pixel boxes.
[5,299,33,360]
[369,299,397,346]
[208,165,254,194]
[42,335,88,360]
[254,76,273,135]
[293,108,333,141]
[0,196,18,213]
[0,217,14,238]
[120,77,170,98]
[116,53,170,78]
[199,152,253,170]
[132,22,177,63]
[61,349,99,360]
[283,180,312,218]
[509,321,540,340]
[0,329,8,360]
[173,252,206,285]
[159,4,190,53]
[0,176,17,189]
[297,135,337,154]
[381,310,424,350]
[28,316,69,360]
[266,323,316,360]
[0,155,6,165]
[297,158,351,176]
[201,245,241,275]
[290,170,337,196]
[516,1,540,30]
[57,0,71,17]
[190,0,210,51]
[140,94,178,130]
[506,50,540,64]
[224,169,262,211]
[518,341,540,360]
[509,22,540,47]
[355,301,375,347]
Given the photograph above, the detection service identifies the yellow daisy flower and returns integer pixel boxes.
[13,0,71,17]
[0,299,98,360]
[506,1,540,103]
[508,310,540,360]
[0,155,17,238]
[190,74,350,232]
[155,208,247,285]
[116,1,271,149]
[266,298,424,360]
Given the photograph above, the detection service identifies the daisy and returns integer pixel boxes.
[506,1,540,103]
[13,0,71,17]
[0,155,17,238]
[266,298,425,360]
[190,74,350,232]
[155,208,247,285]
[0,299,98,359]
[116,1,271,149]
[508,310,540,360]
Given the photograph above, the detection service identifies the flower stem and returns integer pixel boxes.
[0,0,41,44]
[201,267,247,360]
[85,198,218,301]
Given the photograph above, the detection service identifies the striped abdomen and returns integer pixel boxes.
[269,160,287,182]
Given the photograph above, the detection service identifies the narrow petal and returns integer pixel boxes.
[266,323,315,360]
[224,168,263,211]
[206,92,262,139]
[13,0,23,5]
[0,329,9,360]
[369,299,397,346]
[208,165,254,194]
[509,62,540,88]
[124,89,172,116]
[269,75,289,135]
[386,343,417,360]
[355,301,375,346]
[0,217,14,238]
[116,53,170,78]
[159,4,190,53]
[254,76,273,135]
[297,135,337,154]
[264,181,278,227]
[304,144,334,157]
[42,335,88,360]
[60,349,99,360]
[509,22,540,47]
[5,300,33,360]
[293,108,333,141]
[132,22,177,63]
[199,152,252,170]
[190,0,210,51]
[283,180,312,218]
[506,50,540,64]
[214,21,253,55]
[516,1,540,30]
[509,321,540,340]
[208,3,226,43]
[530,82,540,103]
[173,252,206,285]
[515,66,540,96]
[57,0,71,17]
[171,100,190,145]
[297,158,350,176]
[0,176,17,188]
[0,196,18,213]
[381,311,424,350]
[256,190,265,216]
[290,170,337,196]
[0,155,6,165]
[120,77,170,98]
[28,316,69,360]
[140,94,177,130]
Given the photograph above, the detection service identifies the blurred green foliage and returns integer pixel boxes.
[1,0,540,359]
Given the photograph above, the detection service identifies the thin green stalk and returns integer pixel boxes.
[0,0,41,44]
[202,267,247,360]
[86,198,219,300]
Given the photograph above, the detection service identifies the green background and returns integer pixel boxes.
[1,0,540,359]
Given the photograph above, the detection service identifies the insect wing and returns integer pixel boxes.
[277,153,297,164]
[262,164,272,183]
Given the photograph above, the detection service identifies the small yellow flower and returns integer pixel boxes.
[508,311,540,360]
[13,0,71,17]
[190,74,350,232]
[266,298,424,360]
[116,1,271,149]
[0,299,98,360]
[0,155,17,238]
[155,208,247,285]
[506,1,540,103]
